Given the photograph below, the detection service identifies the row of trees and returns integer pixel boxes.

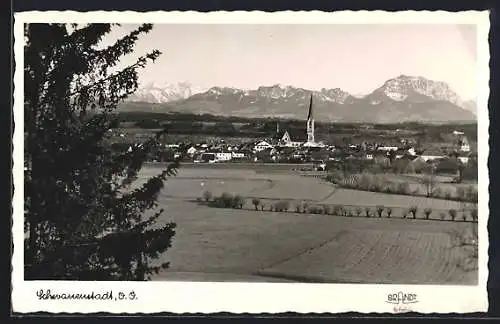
[326,171,478,203]
[24,24,177,280]
[201,192,478,223]
[202,191,245,209]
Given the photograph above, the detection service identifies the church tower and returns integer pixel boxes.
[306,94,315,143]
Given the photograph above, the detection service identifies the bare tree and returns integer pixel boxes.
[448,223,478,271]
[422,173,437,197]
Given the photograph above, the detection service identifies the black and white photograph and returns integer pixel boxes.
[12,10,490,314]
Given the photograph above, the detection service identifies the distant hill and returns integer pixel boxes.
[118,75,477,124]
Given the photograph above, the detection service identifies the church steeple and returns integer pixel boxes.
[307,93,315,143]
[307,93,313,121]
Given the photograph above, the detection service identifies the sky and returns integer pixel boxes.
[103,24,478,100]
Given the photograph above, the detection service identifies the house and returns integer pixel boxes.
[377,145,399,152]
[457,152,471,164]
[420,148,445,162]
[200,152,216,163]
[186,146,197,156]
[231,151,245,159]
[458,136,471,152]
[253,140,274,152]
[303,141,326,148]
[277,129,305,147]
[407,147,416,156]
[215,151,232,162]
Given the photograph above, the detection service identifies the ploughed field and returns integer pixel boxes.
[135,165,478,284]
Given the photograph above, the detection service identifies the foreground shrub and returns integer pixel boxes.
[471,208,478,223]
[423,208,432,220]
[209,197,224,208]
[209,193,245,209]
[303,202,310,213]
[333,205,343,216]
[376,205,384,218]
[386,207,393,218]
[203,190,213,202]
[252,198,261,211]
[310,206,323,214]
[409,206,418,219]
[232,195,245,209]
[275,200,290,212]
[220,192,233,207]
[449,208,457,221]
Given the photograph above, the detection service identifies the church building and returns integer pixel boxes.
[275,94,322,148]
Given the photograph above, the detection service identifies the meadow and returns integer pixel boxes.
[136,165,478,284]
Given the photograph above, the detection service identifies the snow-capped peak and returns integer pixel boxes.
[379,75,464,107]
[317,88,351,104]
[129,81,208,103]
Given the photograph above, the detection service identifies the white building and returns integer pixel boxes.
[231,151,245,159]
[420,149,444,162]
[279,131,303,147]
[458,137,471,152]
[377,146,399,151]
[253,141,274,152]
[187,146,197,156]
[215,152,232,162]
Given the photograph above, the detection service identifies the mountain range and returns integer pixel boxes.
[122,75,477,123]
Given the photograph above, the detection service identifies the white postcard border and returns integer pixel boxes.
[12,10,490,314]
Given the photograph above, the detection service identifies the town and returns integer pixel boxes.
[106,96,477,180]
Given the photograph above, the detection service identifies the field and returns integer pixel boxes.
[136,165,478,284]
[381,173,478,198]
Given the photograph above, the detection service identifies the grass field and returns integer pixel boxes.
[136,165,478,284]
